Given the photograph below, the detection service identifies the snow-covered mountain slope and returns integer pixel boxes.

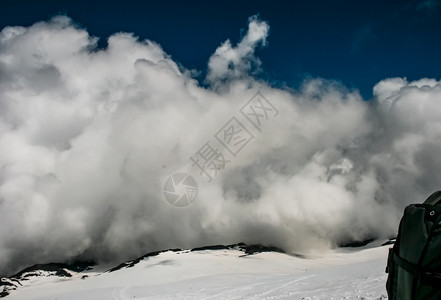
[2,243,390,299]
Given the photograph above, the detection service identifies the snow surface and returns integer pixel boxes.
[6,245,390,300]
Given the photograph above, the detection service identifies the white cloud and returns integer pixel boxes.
[206,15,269,85]
[1,15,441,276]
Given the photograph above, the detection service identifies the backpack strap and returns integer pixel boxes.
[392,250,419,277]
[392,249,441,286]
[424,191,441,205]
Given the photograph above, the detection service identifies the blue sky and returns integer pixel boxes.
[1,0,440,99]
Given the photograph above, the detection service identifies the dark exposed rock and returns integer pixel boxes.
[191,243,286,255]
[381,238,396,246]
[107,243,286,273]
[190,244,233,251]
[11,260,95,279]
[339,237,376,248]
[0,260,95,298]
[107,248,182,272]
[239,244,286,255]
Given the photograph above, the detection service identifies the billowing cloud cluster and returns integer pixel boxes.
[1,15,441,276]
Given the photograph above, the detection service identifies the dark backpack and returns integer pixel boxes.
[386,191,441,299]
